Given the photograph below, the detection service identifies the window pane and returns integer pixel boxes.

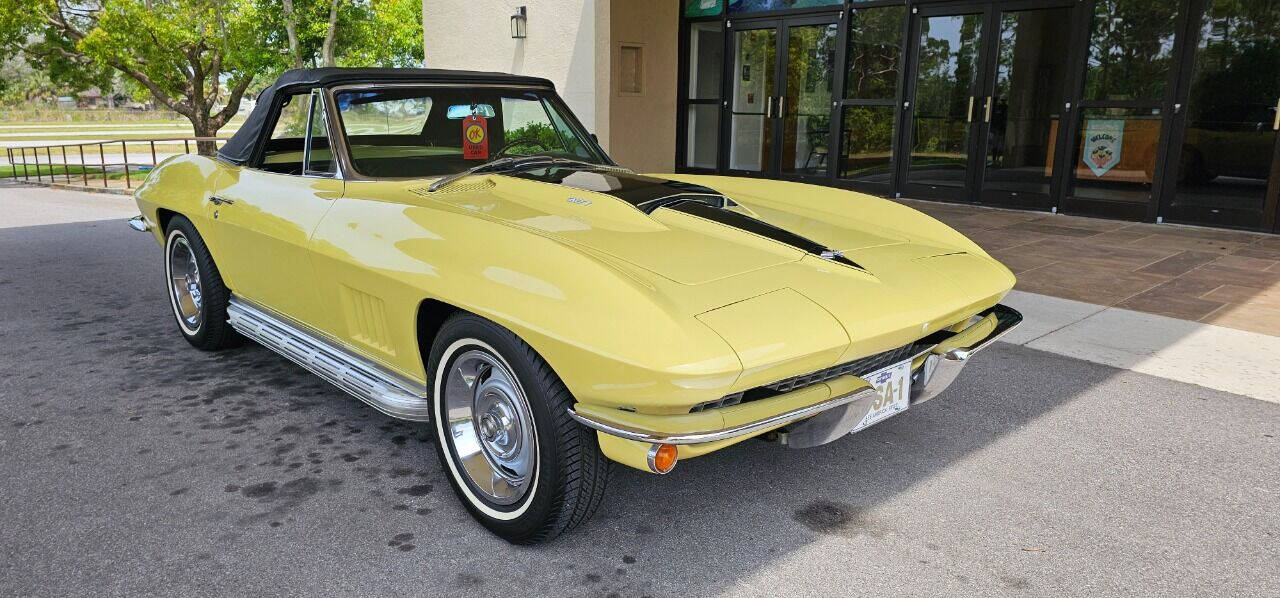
[845,6,905,100]
[907,13,985,189]
[688,22,724,100]
[1167,0,1280,228]
[729,28,777,172]
[1069,107,1163,203]
[269,93,309,139]
[305,94,335,175]
[337,93,432,134]
[728,0,840,15]
[984,7,1072,197]
[685,104,720,169]
[1083,0,1180,101]
[838,105,895,183]
[260,93,309,174]
[334,89,603,178]
[781,23,837,176]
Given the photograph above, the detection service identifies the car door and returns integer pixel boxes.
[207,89,341,327]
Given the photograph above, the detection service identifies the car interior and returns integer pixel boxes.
[254,87,599,178]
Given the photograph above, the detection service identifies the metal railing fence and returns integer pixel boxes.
[5,137,228,190]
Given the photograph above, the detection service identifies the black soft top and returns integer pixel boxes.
[217,67,555,165]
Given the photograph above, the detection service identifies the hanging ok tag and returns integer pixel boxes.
[462,114,489,160]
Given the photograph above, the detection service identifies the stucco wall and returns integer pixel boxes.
[421,0,677,173]
[421,0,608,140]
[606,0,678,173]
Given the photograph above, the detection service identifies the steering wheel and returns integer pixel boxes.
[493,137,553,159]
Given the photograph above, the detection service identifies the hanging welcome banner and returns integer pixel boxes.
[1082,119,1124,177]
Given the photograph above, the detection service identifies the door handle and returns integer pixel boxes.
[1273,96,1279,130]
[966,96,975,123]
[209,195,235,206]
[766,96,774,119]
[778,95,786,117]
[984,96,993,123]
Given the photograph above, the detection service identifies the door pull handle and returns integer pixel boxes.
[209,195,235,206]
[766,96,774,119]
[984,96,993,122]
[1273,96,1279,130]
[966,96,975,123]
[778,95,786,117]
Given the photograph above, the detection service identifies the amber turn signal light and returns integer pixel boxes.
[647,443,678,474]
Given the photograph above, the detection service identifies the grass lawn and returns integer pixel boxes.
[2,163,139,181]
[0,117,244,143]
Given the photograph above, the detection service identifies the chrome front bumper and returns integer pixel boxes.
[571,304,1023,450]
[784,303,1023,448]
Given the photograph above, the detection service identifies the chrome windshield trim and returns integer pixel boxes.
[568,386,878,445]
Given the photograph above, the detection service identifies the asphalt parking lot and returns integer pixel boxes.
[2,186,1277,597]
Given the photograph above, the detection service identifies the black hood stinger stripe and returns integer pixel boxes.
[666,202,863,270]
[503,164,862,270]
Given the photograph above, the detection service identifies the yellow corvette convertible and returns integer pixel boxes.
[129,68,1021,543]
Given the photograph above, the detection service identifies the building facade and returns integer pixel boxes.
[424,0,1280,233]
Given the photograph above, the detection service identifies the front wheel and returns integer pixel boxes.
[428,313,611,544]
[163,216,240,351]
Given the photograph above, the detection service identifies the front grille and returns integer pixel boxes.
[689,342,920,413]
[765,342,918,393]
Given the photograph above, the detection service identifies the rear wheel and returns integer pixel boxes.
[164,216,239,351]
[428,313,611,544]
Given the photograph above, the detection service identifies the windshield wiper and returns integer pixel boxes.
[426,156,532,192]
[427,156,631,192]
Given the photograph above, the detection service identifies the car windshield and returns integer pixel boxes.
[333,87,606,178]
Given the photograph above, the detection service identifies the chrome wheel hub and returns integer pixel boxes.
[168,235,203,331]
[442,349,536,505]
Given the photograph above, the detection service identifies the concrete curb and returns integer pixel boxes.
[8,180,133,196]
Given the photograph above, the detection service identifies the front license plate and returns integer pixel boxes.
[851,359,911,433]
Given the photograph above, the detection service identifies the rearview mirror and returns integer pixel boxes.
[447,104,496,119]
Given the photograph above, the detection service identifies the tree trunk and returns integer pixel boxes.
[189,113,219,157]
[321,0,340,67]
[282,0,303,69]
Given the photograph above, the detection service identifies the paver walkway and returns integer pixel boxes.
[899,198,1280,336]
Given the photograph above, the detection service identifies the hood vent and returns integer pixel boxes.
[408,179,495,196]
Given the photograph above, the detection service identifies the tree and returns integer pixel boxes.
[1,0,277,154]
[261,0,424,70]
[1,0,423,154]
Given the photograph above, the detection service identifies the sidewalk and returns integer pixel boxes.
[899,199,1280,337]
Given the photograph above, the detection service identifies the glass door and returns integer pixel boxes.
[1160,0,1280,230]
[978,4,1074,209]
[902,8,988,200]
[725,16,839,178]
[1062,0,1184,221]
[779,19,839,179]
[902,2,1075,205]
[727,22,779,175]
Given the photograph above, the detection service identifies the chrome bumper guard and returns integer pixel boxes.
[908,303,1022,406]
[570,303,1022,448]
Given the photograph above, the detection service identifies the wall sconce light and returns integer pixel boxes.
[511,6,527,39]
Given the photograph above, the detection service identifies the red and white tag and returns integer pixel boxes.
[462,114,489,160]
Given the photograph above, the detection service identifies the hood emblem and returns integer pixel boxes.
[567,196,592,206]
